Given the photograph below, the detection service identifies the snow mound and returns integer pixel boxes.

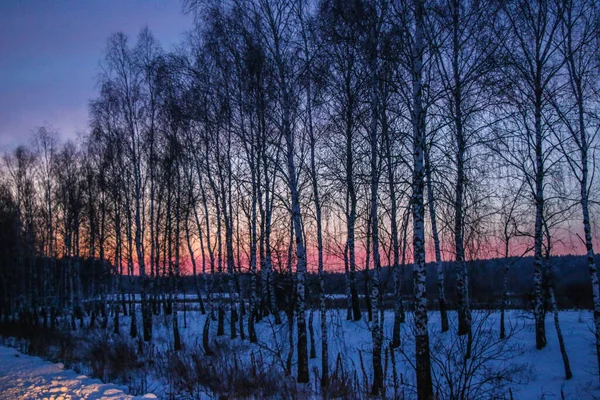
[0,346,153,400]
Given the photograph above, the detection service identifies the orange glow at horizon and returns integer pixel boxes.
[90,217,597,276]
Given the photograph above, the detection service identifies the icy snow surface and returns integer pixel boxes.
[0,346,156,400]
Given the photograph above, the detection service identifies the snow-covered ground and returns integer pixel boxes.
[2,309,599,399]
[167,308,600,399]
[0,346,157,400]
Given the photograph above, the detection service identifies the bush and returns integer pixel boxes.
[428,312,530,400]
[155,339,309,399]
[88,333,141,382]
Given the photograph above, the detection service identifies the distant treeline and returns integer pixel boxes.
[3,253,588,322]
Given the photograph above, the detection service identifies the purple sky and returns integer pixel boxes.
[0,0,192,152]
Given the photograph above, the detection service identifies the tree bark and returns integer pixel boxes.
[424,143,448,333]
[411,1,433,398]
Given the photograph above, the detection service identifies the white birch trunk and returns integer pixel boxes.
[411,1,433,397]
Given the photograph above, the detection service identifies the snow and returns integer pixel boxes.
[2,309,600,399]
[130,308,600,398]
[0,346,156,400]
[173,309,600,399]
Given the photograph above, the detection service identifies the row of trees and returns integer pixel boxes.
[2,0,600,397]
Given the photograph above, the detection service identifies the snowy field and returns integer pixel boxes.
[2,309,600,399]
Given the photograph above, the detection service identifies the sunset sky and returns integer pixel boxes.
[0,0,593,267]
[0,0,192,152]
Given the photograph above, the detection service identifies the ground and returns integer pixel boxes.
[1,309,600,399]
[0,346,156,400]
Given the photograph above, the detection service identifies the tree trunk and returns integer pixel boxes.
[411,1,433,397]
[368,26,383,394]
[549,280,572,379]
[563,8,600,376]
[392,208,409,348]
[424,144,448,333]
[532,80,547,350]
[450,0,471,337]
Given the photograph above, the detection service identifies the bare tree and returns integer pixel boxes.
[553,0,600,379]
[399,0,434,397]
[497,0,564,350]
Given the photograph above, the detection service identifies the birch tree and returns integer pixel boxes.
[402,0,433,397]
[554,0,600,378]
[499,0,563,350]
[319,0,365,322]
